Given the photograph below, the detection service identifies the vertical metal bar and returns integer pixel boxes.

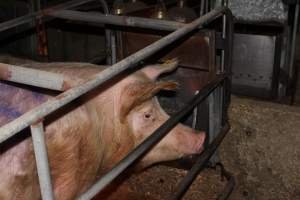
[30,122,54,200]
[97,0,113,64]
[200,0,205,16]
[220,0,228,72]
[288,2,300,85]
[111,31,117,64]
[192,90,199,129]
[208,87,221,165]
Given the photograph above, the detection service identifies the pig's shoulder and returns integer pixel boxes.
[0,81,51,126]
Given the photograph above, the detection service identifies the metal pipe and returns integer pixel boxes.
[49,8,231,32]
[216,163,235,200]
[200,0,205,16]
[111,32,117,64]
[76,75,226,200]
[0,7,227,144]
[288,2,300,81]
[96,0,113,65]
[49,9,186,31]
[0,63,68,91]
[0,0,96,32]
[30,122,54,200]
[170,123,230,200]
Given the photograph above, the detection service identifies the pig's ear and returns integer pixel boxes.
[119,81,178,123]
[141,58,179,80]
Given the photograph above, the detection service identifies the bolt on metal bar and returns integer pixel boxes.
[30,122,54,200]
[170,123,230,200]
[0,7,227,144]
[0,63,67,91]
[0,0,96,32]
[76,75,227,200]
[49,9,186,31]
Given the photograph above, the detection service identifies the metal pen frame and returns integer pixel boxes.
[0,1,233,199]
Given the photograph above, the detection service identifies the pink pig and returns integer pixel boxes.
[0,57,205,200]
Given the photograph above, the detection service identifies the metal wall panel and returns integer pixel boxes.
[231,33,281,98]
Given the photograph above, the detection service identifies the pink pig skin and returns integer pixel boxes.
[0,58,205,200]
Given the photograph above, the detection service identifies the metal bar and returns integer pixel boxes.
[77,75,226,200]
[0,0,96,33]
[200,0,205,16]
[0,63,67,91]
[49,9,186,31]
[170,123,230,200]
[30,122,54,200]
[288,2,300,81]
[216,163,235,200]
[96,0,113,65]
[0,7,228,144]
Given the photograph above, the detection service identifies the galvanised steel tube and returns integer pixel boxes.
[288,2,300,83]
[49,7,231,32]
[0,7,227,144]
[0,0,96,32]
[30,122,54,200]
[76,75,226,200]
[0,63,67,91]
[170,123,230,200]
[96,0,113,64]
[49,9,185,31]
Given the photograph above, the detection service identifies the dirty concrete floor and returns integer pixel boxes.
[220,96,300,200]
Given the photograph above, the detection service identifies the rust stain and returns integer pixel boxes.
[0,65,12,80]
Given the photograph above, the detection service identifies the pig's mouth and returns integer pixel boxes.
[158,154,204,170]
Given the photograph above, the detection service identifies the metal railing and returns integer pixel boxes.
[0,1,233,199]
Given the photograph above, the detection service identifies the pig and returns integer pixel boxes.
[0,57,205,200]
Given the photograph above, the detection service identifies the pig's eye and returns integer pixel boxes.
[144,113,152,119]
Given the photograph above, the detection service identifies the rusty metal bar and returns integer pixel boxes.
[30,122,54,200]
[0,0,96,32]
[0,63,67,91]
[0,7,228,144]
[77,75,227,200]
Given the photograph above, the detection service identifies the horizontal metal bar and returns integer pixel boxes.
[170,123,230,200]
[30,122,54,200]
[0,63,67,91]
[0,0,96,32]
[77,75,227,200]
[49,10,185,31]
[0,7,228,144]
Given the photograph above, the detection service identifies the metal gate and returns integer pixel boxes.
[0,0,234,199]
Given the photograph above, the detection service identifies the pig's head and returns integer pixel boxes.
[116,59,206,168]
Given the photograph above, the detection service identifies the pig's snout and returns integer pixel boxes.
[175,126,206,156]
